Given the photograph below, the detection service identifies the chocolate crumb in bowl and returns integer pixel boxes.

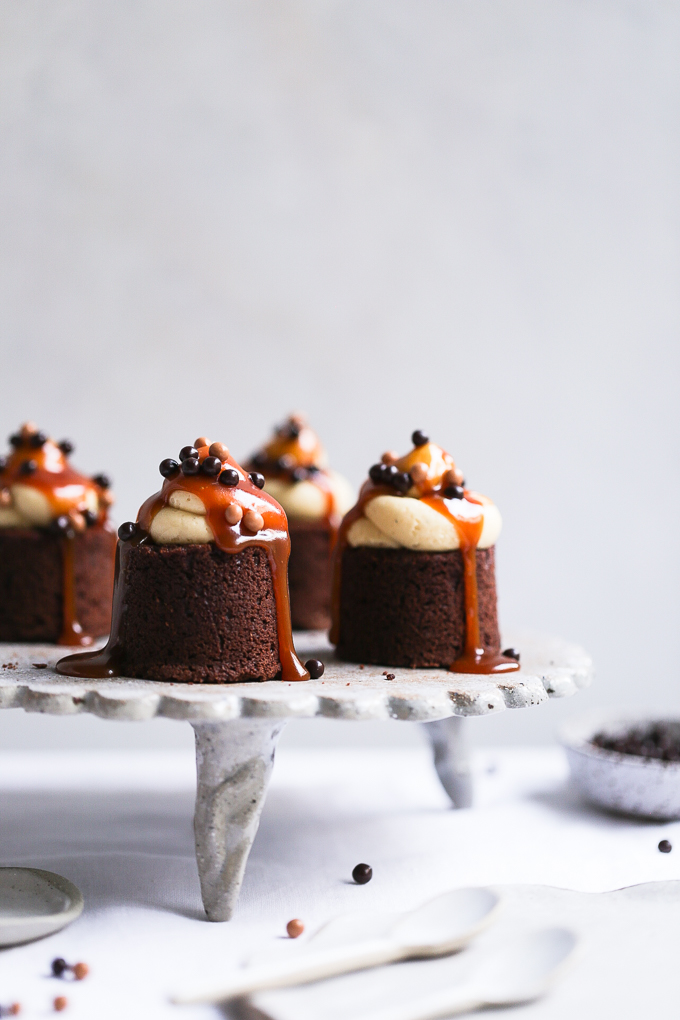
[659,840,672,853]
[591,722,680,762]
[352,863,372,884]
[286,918,304,938]
[305,659,324,679]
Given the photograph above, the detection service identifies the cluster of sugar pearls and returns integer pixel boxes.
[158,437,266,534]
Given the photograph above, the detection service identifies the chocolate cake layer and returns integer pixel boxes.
[288,520,332,631]
[117,542,281,683]
[0,527,116,643]
[336,545,500,668]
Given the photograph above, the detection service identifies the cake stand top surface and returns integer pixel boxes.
[0,631,592,724]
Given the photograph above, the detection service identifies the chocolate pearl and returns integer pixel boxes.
[72,963,89,981]
[29,431,47,448]
[50,516,74,538]
[83,509,98,527]
[181,457,200,476]
[411,430,429,447]
[19,460,37,475]
[369,463,383,484]
[443,484,465,500]
[288,422,301,439]
[58,440,74,455]
[352,863,372,884]
[291,467,307,482]
[209,442,229,460]
[393,472,411,494]
[249,471,266,489]
[225,503,243,525]
[194,436,210,449]
[305,659,324,679]
[201,456,222,476]
[179,446,198,462]
[659,840,672,853]
[92,474,111,489]
[159,458,179,478]
[53,997,68,1012]
[118,521,136,541]
[307,464,320,474]
[9,434,22,448]
[286,918,304,938]
[502,648,520,662]
[252,451,268,468]
[384,464,399,479]
[243,509,264,532]
[219,468,240,487]
[51,958,68,977]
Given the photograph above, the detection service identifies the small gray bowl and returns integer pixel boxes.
[560,712,680,820]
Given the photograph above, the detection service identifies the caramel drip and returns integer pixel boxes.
[1,430,112,646]
[330,441,519,675]
[58,535,91,647]
[422,495,518,674]
[57,446,308,682]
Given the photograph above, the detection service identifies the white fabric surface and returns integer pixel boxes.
[0,745,677,1019]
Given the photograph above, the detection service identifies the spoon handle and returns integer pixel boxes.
[172,938,403,1005]
[352,987,483,1020]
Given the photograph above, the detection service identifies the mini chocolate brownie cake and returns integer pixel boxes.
[245,415,353,630]
[0,423,116,644]
[331,431,520,674]
[57,436,308,684]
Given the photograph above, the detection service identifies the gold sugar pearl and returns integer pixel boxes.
[209,442,229,461]
[243,509,264,533]
[194,436,211,449]
[67,510,87,534]
[20,421,38,439]
[286,918,304,938]
[225,504,243,525]
[409,462,428,484]
[381,451,399,465]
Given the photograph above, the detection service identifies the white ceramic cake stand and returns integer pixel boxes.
[0,632,591,921]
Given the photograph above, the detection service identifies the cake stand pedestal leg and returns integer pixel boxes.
[423,716,472,809]
[191,718,286,921]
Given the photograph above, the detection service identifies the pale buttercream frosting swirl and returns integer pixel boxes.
[346,440,501,551]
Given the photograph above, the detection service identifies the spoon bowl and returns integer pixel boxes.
[392,887,500,956]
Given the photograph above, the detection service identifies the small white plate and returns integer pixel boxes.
[0,867,84,946]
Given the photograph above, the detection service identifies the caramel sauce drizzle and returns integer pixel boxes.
[57,444,309,682]
[0,427,113,646]
[247,416,341,531]
[330,440,519,675]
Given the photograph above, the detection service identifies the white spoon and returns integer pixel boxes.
[172,887,501,1006]
[351,927,578,1020]
[0,867,84,946]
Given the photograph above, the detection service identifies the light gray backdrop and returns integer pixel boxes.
[1,0,678,752]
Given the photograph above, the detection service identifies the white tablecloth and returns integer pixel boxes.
[0,745,677,1018]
